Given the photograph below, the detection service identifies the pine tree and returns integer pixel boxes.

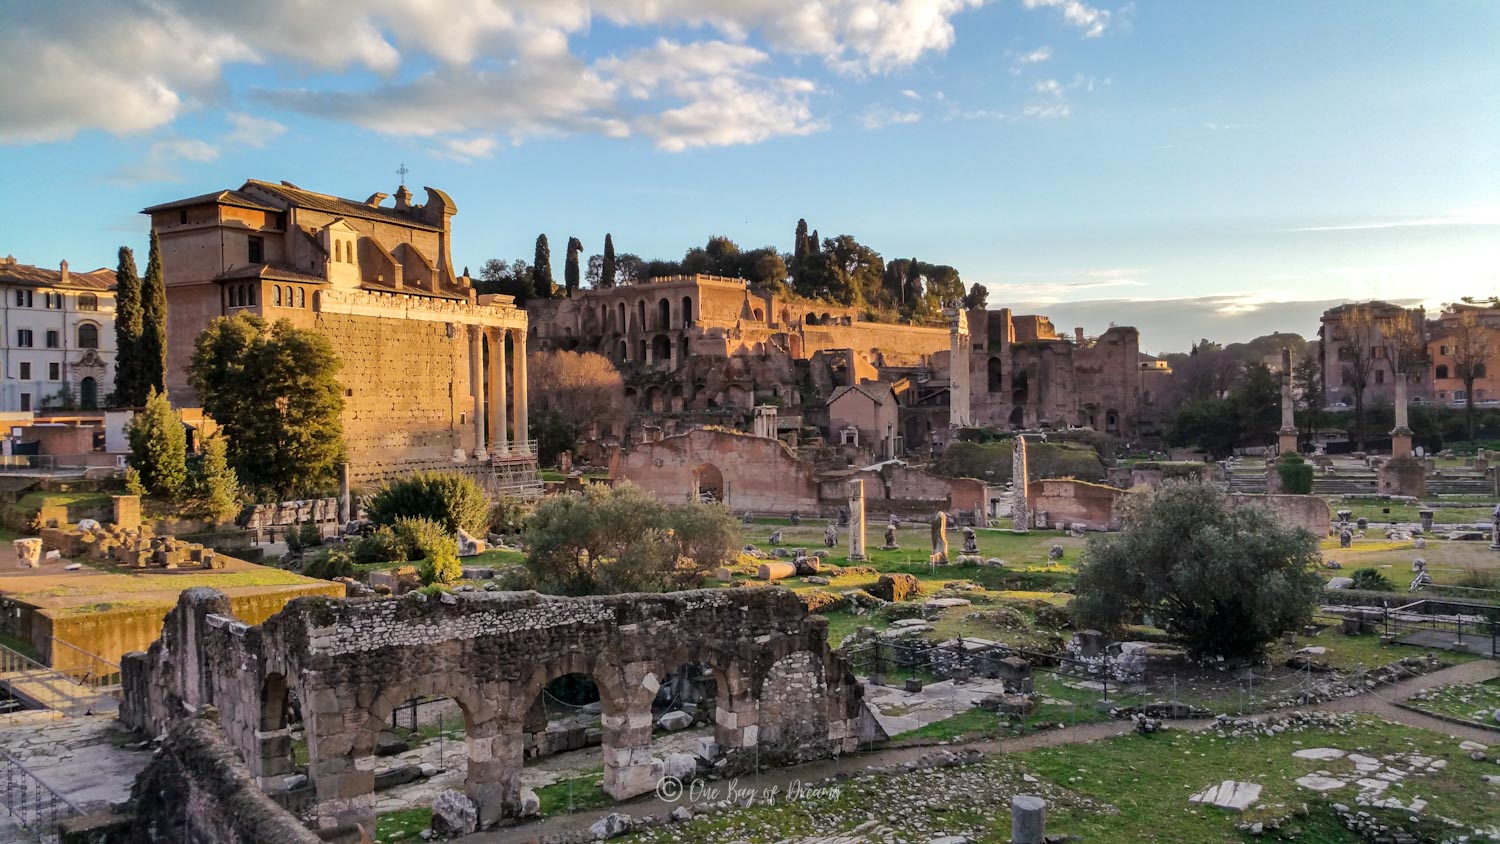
[113,246,144,406]
[189,433,240,522]
[601,234,617,288]
[128,387,186,499]
[564,236,583,296]
[533,234,554,299]
[139,230,168,395]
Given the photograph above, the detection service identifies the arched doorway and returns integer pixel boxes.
[987,357,1003,393]
[694,463,724,503]
[651,334,672,366]
[681,296,693,326]
[79,377,98,409]
[657,298,671,330]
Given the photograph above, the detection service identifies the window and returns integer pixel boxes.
[273,286,282,306]
[1441,345,1450,356]
[1436,364,1450,379]
[90,427,105,450]
[45,292,61,309]
[248,236,264,264]
[334,240,342,262]
[16,329,32,347]
[48,362,59,381]
[45,330,58,349]
[77,324,98,349]
[346,240,355,262]
[295,287,305,308]
[18,362,30,380]
[78,293,97,311]
[14,290,31,307]
[248,285,257,306]
[20,394,30,412]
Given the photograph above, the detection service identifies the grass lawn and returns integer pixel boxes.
[374,807,431,843]
[536,771,613,816]
[1336,501,1487,526]
[1404,678,1500,726]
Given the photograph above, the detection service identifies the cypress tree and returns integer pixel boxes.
[794,218,809,261]
[564,236,582,296]
[602,234,617,288]
[810,230,821,254]
[113,246,144,406]
[139,230,169,396]
[127,387,186,498]
[533,234,553,299]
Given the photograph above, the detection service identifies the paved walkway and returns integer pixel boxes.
[467,659,1500,843]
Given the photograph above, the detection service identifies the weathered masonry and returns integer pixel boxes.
[143,180,531,487]
[121,587,870,834]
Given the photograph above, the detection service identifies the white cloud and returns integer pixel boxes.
[901,89,922,100]
[1203,121,1246,131]
[437,136,501,162]
[1013,46,1053,65]
[1022,103,1071,119]
[1034,79,1064,97]
[150,138,220,163]
[222,112,287,147]
[862,108,922,129]
[1021,0,1112,37]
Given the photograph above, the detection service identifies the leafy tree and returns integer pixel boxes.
[1230,364,1280,447]
[751,251,788,293]
[187,433,240,522]
[963,282,989,310]
[564,236,583,296]
[602,233,617,288]
[1071,481,1324,659]
[1167,399,1240,458]
[1174,340,1243,404]
[127,387,186,498]
[1448,309,1492,440]
[523,482,738,595]
[113,246,145,406]
[188,313,345,498]
[477,258,533,304]
[1291,351,1325,447]
[365,471,490,535]
[139,229,169,396]
[533,234,554,299]
[586,254,603,288]
[1351,567,1394,591]
[1336,305,1384,449]
[615,252,646,285]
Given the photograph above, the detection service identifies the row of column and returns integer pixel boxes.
[468,325,528,459]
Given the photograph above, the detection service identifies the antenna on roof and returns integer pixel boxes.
[397,163,409,187]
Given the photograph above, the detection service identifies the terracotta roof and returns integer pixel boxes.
[242,180,443,231]
[0,259,114,291]
[358,281,468,302]
[829,383,896,407]
[141,189,281,214]
[214,264,327,284]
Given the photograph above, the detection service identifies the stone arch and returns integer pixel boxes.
[1009,406,1025,428]
[506,655,635,803]
[694,463,724,503]
[756,650,828,751]
[617,302,626,333]
[753,307,765,321]
[637,300,646,332]
[648,649,758,755]
[644,384,666,414]
[805,313,819,326]
[618,339,628,362]
[657,298,671,331]
[637,339,647,363]
[987,356,1003,393]
[1105,409,1120,433]
[681,295,693,327]
[651,334,672,365]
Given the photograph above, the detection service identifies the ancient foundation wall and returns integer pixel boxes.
[1228,493,1333,537]
[1027,478,1126,530]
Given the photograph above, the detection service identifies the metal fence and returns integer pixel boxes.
[0,748,81,844]
[46,638,122,692]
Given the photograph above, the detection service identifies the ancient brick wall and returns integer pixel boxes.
[1027,478,1126,530]
[618,429,821,513]
[1228,493,1333,537]
[123,586,871,833]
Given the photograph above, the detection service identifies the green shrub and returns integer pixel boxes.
[1350,567,1394,591]
[366,472,490,535]
[393,516,456,560]
[298,522,323,550]
[1276,454,1314,494]
[304,549,355,581]
[285,522,306,553]
[489,496,531,535]
[350,526,408,565]
[418,539,462,585]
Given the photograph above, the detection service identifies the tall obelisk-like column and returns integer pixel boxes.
[847,480,867,561]
[1391,358,1413,459]
[1278,348,1299,455]
[1012,435,1030,533]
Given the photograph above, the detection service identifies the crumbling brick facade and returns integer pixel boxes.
[122,587,870,834]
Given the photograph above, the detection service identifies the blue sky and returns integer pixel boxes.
[2,0,1497,353]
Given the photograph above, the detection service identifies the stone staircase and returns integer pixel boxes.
[1312,474,1381,496]
[1224,463,1268,494]
[1428,474,1493,496]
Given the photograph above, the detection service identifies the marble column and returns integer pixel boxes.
[469,325,487,460]
[512,330,529,452]
[1391,366,1413,459]
[488,328,508,456]
[1012,434,1030,532]
[1277,347,1299,454]
[847,480,866,561]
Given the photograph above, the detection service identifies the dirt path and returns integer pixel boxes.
[465,660,1500,843]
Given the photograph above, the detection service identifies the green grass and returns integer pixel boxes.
[1336,501,1486,525]
[0,630,38,660]
[374,808,431,843]
[536,771,612,816]
[1404,678,1500,725]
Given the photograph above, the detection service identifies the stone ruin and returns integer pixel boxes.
[59,523,224,570]
[121,586,875,836]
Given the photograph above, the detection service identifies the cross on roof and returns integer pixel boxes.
[397,163,409,186]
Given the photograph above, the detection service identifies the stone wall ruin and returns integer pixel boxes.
[121,586,871,834]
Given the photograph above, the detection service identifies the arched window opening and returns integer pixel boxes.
[77,323,98,349]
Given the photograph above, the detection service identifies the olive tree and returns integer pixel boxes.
[1071,480,1324,660]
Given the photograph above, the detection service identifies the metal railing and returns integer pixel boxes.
[0,642,110,715]
[0,747,82,844]
[45,638,122,692]
[488,440,539,460]
[0,455,55,474]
